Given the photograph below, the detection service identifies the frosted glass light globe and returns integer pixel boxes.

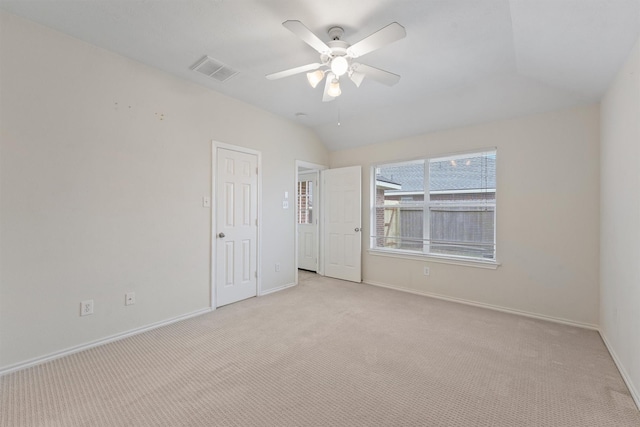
[327,78,342,97]
[330,56,349,76]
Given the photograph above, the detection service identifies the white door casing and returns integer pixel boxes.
[215,146,259,307]
[322,166,362,282]
[297,171,318,271]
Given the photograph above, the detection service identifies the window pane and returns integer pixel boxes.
[374,161,425,251]
[429,152,496,259]
[374,206,425,250]
[429,206,495,259]
[429,152,496,193]
[297,180,313,224]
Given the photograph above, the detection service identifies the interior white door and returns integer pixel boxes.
[322,166,362,282]
[215,147,258,307]
[297,171,318,271]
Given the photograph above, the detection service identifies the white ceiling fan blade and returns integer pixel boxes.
[352,63,401,86]
[347,22,406,58]
[266,63,322,80]
[283,20,331,54]
[322,72,336,102]
[348,71,365,88]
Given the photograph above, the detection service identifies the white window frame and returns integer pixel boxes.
[369,149,499,269]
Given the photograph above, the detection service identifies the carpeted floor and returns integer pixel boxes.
[1,272,639,426]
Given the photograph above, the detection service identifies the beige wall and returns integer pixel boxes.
[3,9,634,394]
[330,104,600,327]
[600,37,640,407]
[0,12,328,370]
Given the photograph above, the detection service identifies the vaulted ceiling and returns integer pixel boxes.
[1,0,639,151]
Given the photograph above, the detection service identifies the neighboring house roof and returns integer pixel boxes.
[376,155,496,193]
[376,175,400,186]
[375,175,402,190]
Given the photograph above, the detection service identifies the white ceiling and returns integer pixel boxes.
[1,0,639,151]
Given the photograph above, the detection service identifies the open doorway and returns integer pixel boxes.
[295,161,362,284]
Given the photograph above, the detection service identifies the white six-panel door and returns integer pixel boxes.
[297,171,318,271]
[322,166,362,282]
[215,147,258,307]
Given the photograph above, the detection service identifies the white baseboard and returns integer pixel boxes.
[0,307,212,377]
[2,283,297,376]
[260,282,296,296]
[600,332,640,411]
[364,280,599,330]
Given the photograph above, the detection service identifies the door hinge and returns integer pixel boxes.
[256,167,258,175]
[255,271,258,278]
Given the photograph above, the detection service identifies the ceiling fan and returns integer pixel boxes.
[266,20,406,102]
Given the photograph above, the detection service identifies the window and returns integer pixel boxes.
[372,150,496,261]
[297,179,313,224]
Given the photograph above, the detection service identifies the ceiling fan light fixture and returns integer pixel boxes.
[327,78,342,97]
[306,69,325,88]
[268,20,406,101]
[330,56,349,76]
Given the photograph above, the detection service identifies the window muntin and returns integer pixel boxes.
[373,151,496,261]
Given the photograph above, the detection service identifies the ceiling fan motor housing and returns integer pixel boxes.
[327,39,349,54]
[328,26,344,41]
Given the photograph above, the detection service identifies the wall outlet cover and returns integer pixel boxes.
[125,292,136,306]
[80,300,94,316]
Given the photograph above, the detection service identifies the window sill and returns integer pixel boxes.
[367,249,501,270]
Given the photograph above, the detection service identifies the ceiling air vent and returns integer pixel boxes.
[191,56,238,82]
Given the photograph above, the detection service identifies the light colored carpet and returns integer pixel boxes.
[2,272,639,426]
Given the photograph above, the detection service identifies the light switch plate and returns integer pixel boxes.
[202,196,211,208]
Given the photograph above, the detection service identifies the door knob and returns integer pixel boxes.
[354,227,361,232]
[218,232,225,238]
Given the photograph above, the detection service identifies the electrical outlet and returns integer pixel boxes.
[80,300,94,316]
[275,263,281,272]
[423,267,430,276]
[125,292,136,306]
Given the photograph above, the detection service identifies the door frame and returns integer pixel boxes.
[211,141,262,309]
[295,160,326,285]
